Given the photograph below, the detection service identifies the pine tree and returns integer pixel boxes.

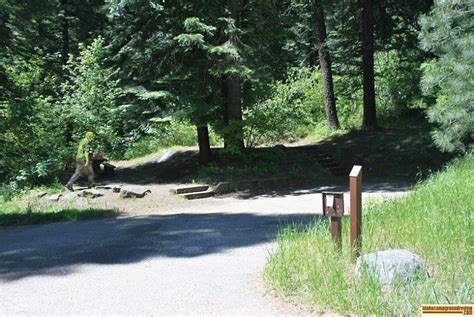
[419,0,474,153]
[309,0,340,130]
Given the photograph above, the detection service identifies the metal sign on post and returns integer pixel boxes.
[349,165,362,260]
[322,192,344,250]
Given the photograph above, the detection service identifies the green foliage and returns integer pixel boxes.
[244,68,322,147]
[123,119,221,159]
[265,155,473,315]
[375,50,424,119]
[1,0,462,191]
[57,37,125,153]
[419,0,474,153]
[0,203,120,226]
[0,55,64,185]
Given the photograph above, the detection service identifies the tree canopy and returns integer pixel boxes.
[1,0,470,187]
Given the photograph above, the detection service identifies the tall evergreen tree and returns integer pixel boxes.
[221,0,244,150]
[361,0,377,129]
[309,0,340,130]
[419,0,473,153]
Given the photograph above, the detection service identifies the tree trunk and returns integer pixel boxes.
[222,0,244,150]
[60,0,69,65]
[223,74,244,150]
[361,0,377,130]
[197,125,211,164]
[310,0,340,130]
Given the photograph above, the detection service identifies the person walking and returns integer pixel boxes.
[65,132,96,191]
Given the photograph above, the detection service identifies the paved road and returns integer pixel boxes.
[0,184,409,315]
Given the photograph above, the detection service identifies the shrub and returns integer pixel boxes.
[0,54,65,185]
[375,50,424,119]
[244,67,321,147]
[123,119,221,159]
[56,37,125,154]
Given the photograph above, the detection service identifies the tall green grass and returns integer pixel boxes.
[265,155,473,316]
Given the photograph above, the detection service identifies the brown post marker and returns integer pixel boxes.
[322,192,344,252]
[330,217,342,251]
[350,165,362,260]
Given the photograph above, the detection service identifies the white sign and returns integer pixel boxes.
[327,195,334,208]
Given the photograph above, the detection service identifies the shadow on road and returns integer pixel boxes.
[0,212,321,282]
[225,182,412,200]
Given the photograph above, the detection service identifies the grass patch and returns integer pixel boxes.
[264,155,473,316]
[0,199,120,227]
[0,207,120,227]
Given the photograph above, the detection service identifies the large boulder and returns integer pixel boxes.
[119,186,151,198]
[355,249,428,287]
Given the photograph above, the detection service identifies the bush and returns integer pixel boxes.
[56,37,125,154]
[244,67,321,147]
[0,54,65,185]
[375,50,424,119]
[123,119,221,159]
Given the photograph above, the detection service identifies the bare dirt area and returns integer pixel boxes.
[33,138,418,215]
[32,146,412,217]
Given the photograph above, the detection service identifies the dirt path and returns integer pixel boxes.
[40,148,410,217]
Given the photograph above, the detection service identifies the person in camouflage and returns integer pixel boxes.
[65,132,96,191]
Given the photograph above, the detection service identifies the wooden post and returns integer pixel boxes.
[322,192,344,252]
[350,165,362,260]
[330,217,342,251]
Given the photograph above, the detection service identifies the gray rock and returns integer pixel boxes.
[355,249,428,287]
[78,189,103,198]
[112,185,123,193]
[37,191,47,198]
[95,185,113,190]
[47,194,62,202]
[119,186,151,198]
[173,185,209,194]
[213,182,234,194]
[62,192,79,200]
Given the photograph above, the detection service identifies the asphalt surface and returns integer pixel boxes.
[0,184,409,315]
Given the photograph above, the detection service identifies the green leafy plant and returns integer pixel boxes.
[244,67,321,147]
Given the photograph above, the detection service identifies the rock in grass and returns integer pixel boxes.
[119,186,151,198]
[37,191,47,198]
[355,249,428,287]
[62,192,79,200]
[48,194,62,202]
[78,189,103,198]
[112,185,122,193]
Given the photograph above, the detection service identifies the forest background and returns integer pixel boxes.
[0,0,472,193]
